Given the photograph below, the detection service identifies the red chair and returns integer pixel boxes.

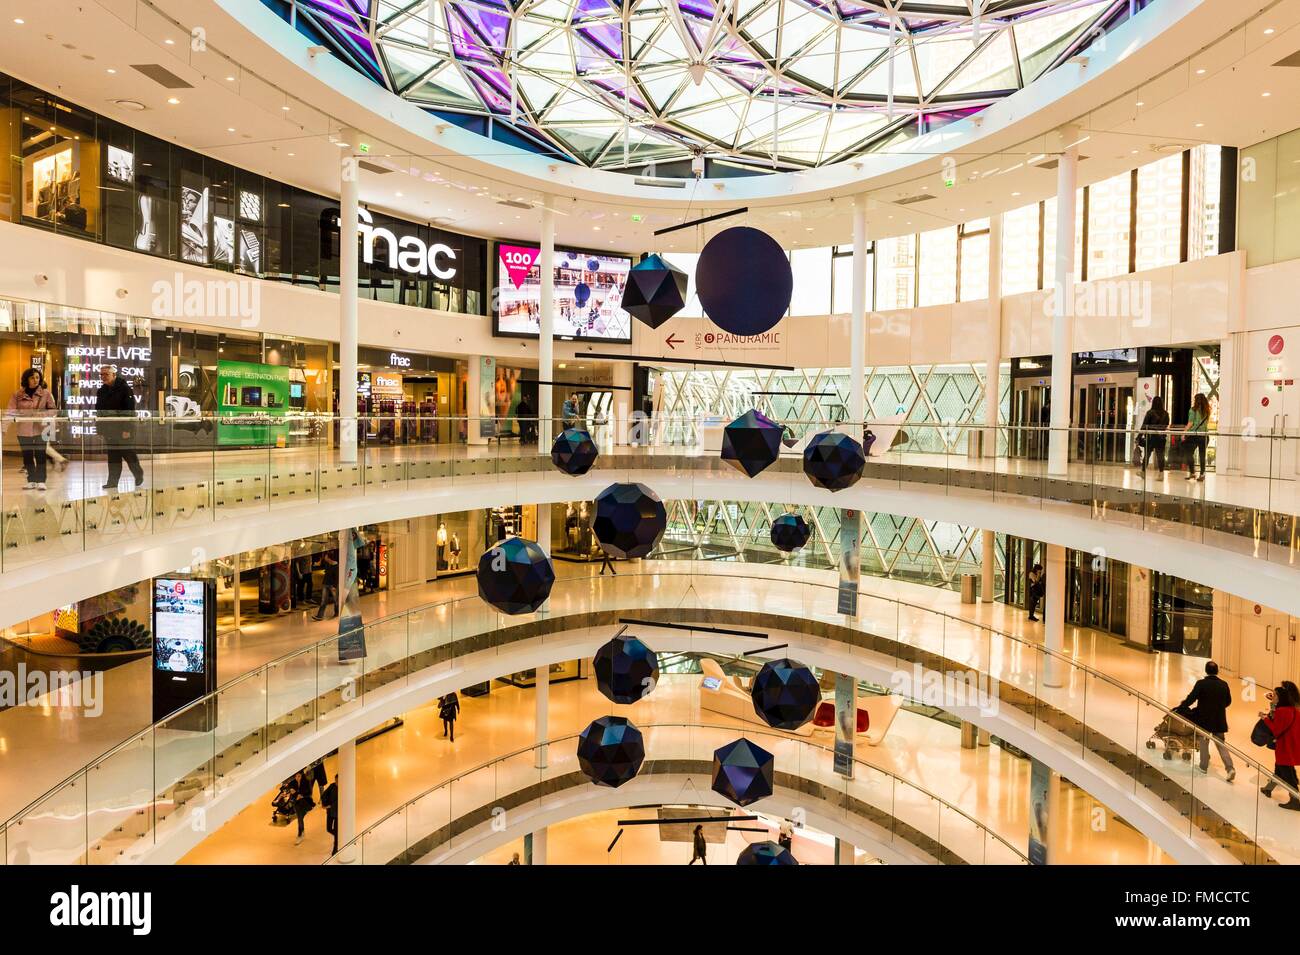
[812,701,870,733]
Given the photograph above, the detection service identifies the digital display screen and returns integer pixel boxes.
[493,242,633,343]
[153,578,207,674]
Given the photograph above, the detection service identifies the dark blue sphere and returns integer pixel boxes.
[696,227,792,337]
[712,738,775,807]
[737,841,798,865]
[587,257,600,272]
[803,430,866,492]
[476,536,555,615]
[577,715,645,788]
[551,427,599,475]
[574,282,591,307]
[593,482,666,559]
[751,658,820,730]
[721,409,783,478]
[770,513,811,553]
[594,633,659,704]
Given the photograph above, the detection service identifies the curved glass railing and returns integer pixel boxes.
[1,568,1294,865]
[0,413,1293,575]
[323,722,1030,866]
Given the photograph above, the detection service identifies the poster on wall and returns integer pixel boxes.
[179,173,210,264]
[833,672,855,778]
[1028,757,1051,865]
[337,529,367,662]
[216,360,290,447]
[106,146,134,184]
[135,194,163,253]
[22,142,80,224]
[238,228,261,273]
[212,216,235,264]
[494,242,633,343]
[478,356,496,438]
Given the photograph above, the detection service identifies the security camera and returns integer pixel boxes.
[307,45,330,59]
[116,288,129,299]
[33,273,48,286]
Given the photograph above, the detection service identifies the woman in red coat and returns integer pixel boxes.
[1261,681,1300,810]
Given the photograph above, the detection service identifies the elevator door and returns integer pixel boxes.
[1002,535,1043,608]
[1012,383,1049,460]
[1076,383,1135,464]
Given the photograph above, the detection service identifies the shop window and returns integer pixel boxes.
[1086,170,1132,280]
[1135,153,1183,272]
[1001,202,1040,295]
[918,227,957,307]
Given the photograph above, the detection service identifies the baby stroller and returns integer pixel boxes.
[1145,704,1197,761]
[271,780,299,825]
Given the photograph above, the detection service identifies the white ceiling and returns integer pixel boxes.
[3,0,1300,251]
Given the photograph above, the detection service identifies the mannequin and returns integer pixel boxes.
[436,521,447,571]
[449,532,461,571]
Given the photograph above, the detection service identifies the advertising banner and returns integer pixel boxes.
[833,672,855,778]
[216,360,291,447]
[494,242,633,342]
[337,528,367,662]
[1028,757,1051,865]
[837,509,862,616]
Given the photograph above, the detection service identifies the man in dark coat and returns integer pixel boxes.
[1180,660,1236,781]
[321,775,339,854]
[95,365,145,489]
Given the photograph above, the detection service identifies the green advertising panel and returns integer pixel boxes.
[216,360,291,447]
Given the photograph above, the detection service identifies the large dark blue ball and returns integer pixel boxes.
[721,409,783,478]
[696,227,792,337]
[593,482,666,559]
[476,536,555,615]
[594,633,659,704]
[551,427,599,475]
[712,738,775,807]
[751,657,820,730]
[770,513,811,553]
[577,715,645,788]
[803,430,866,492]
[737,841,798,865]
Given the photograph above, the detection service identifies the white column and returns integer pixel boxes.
[980,528,996,604]
[339,131,360,465]
[538,198,556,448]
[982,215,1003,604]
[1043,543,1066,687]
[337,737,357,861]
[612,361,633,447]
[850,196,868,439]
[531,826,548,865]
[534,659,549,769]
[1048,140,1079,475]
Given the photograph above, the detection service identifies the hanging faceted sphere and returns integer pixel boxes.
[721,409,783,478]
[574,282,591,307]
[594,633,659,704]
[750,658,821,730]
[593,482,666,559]
[475,536,555,615]
[770,513,811,553]
[586,257,601,272]
[696,227,792,337]
[711,738,775,808]
[803,431,866,492]
[577,715,645,788]
[551,427,599,476]
[620,253,689,329]
[736,841,799,865]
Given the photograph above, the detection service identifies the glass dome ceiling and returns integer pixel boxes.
[272,0,1130,170]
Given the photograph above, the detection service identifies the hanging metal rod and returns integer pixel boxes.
[653,207,749,236]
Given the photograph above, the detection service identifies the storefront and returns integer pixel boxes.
[351,347,467,444]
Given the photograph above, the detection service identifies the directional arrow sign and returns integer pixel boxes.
[665,333,684,350]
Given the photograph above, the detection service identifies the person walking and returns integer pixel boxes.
[321,775,339,855]
[292,770,314,845]
[95,365,145,489]
[313,549,340,620]
[6,368,56,491]
[777,820,794,853]
[439,691,461,742]
[1137,395,1169,476]
[1025,563,1045,622]
[598,547,617,576]
[1181,393,1212,482]
[1179,661,1236,782]
[688,824,707,865]
[1260,681,1300,810]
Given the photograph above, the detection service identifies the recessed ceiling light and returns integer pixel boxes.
[1195,68,1205,74]
[287,152,295,157]
[281,105,290,111]
[225,76,235,82]
[164,38,175,45]
[1265,27,1275,35]
[1263,91,1272,97]
[1011,191,1020,197]
[106,68,116,74]
[1136,100,1145,107]
[593,226,602,231]
[395,191,403,197]
[167,97,180,105]
[1195,122,1204,128]
[13,18,24,24]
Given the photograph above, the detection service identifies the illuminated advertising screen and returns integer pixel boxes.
[493,242,633,343]
[152,578,208,675]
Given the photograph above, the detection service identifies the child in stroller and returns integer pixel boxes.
[271,779,299,825]
[1145,704,1197,761]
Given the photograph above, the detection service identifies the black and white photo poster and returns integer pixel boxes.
[179,173,210,264]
